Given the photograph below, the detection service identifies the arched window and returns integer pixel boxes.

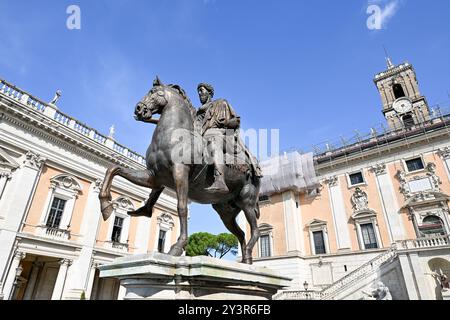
[402,114,415,128]
[393,83,406,99]
[419,216,446,237]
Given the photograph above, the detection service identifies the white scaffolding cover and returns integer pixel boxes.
[259,151,318,196]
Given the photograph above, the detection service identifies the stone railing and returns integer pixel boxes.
[43,226,71,241]
[105,241,129,252]
[273,289,323,300]
[320,248,397,300]
[274,235,450,300]
[396,235,450,250]
[0,79,146,167]
[274,248,398,300]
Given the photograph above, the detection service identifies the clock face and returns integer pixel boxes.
[393,97,413,114]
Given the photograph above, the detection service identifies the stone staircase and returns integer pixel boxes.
[273,247,398,300]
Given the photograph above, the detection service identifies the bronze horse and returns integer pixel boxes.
[99,77,261,264]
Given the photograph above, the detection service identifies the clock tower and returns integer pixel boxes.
[374,57,430,130]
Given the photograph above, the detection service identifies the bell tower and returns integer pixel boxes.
[374,57,430,130]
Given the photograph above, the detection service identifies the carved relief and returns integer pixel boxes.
[93,179,103,193]
[23,151,45,170]
[370,164,386,176]
[50,174,82,195]
[324,176,338,187]
[157,213,175,229]
[396,162,442,201]
[112,197,135,211]
[351,188,369,212]
[437,147,450,160]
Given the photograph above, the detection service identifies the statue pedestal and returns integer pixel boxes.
[442,290,450,301]
[99,252,291,300]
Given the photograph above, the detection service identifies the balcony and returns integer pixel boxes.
[38,226,71,241]
[104,241,129,252]
[396,235,450,250]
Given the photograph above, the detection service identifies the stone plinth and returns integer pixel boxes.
[99,252,292,300]
[442,290,450,301]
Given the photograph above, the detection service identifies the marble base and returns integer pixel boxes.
[99,252,292,300]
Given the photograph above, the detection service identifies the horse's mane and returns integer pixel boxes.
[167,84,197,121]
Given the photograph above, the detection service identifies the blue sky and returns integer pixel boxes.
[1,0,450,242]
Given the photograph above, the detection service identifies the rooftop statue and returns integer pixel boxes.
[99,77,262,264]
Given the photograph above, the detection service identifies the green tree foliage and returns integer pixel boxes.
[186,232,238,259]
[186,232,216,257]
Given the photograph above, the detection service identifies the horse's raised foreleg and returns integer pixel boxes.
[212,203,246,260]
[99,165,156,221]
[128,187,165,218]
[168,164,190,256]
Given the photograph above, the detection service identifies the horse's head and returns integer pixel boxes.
[134,76,168,122]
[135,76,195,123]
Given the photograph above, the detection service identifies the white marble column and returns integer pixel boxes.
[0,172,11,201]
[371,164,405,242]
[438,148,450,182]
[0,152,45,284]
[2,251,26,300]
[51,259,72,300]
[23,261,43,300]
[63,180,102,299]
[326,176,351,250]
[282,191,302,253]
[117,284,127,300]
[85,261,98,300]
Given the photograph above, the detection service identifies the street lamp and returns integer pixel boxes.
[303,281,309,291]
[303,281,311,300]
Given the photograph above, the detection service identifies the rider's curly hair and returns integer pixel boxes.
[197,83,214,98]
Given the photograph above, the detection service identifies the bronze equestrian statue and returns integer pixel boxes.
[99,77,262,264]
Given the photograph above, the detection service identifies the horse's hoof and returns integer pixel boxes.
[168,245,184,256]
[100,202,115,221]
[128,205,152,218]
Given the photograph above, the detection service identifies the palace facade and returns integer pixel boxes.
[0,79,179,300]
[251,59,450,300]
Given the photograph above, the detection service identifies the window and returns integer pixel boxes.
[360,223,378,249]
[260,234,271,257]
[259,195,270,202]
[402,114,415,129]
[405,157,425,172]
[158,230,167,253]
[349,172,364,186]
[393,83,406,99]
[313,231,326,254]
[46,197,66,228]
[419,216,446,237]
[111,217,124,243]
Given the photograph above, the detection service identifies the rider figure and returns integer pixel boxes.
[197,83,241,193]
